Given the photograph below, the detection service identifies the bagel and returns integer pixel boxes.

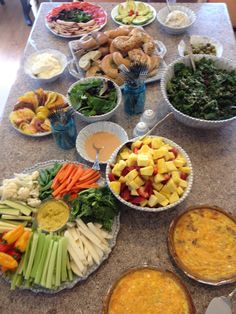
[94,32,109,46]
[112,36,142,53]
[148,55,160,72]
[143,41,156,55]
[85,65,103,77]
[109,41,120,54]
[104,26,130,39]
[112,52,131,68]
[128,48,147,64]
[101,54,119,79]
[98,46,110,56]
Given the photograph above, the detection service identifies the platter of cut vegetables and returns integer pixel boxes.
[0,160,120,293]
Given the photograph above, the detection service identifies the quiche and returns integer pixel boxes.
[103,267,195,314]
[168,206,236,285]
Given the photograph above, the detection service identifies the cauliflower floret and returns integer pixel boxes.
[17,187,30,200]
[31,171,39,180]
[29,188,39,198]
[1,187,18,200]
[27,198,41,207]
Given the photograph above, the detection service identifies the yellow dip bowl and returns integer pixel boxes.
[37,199,70,232]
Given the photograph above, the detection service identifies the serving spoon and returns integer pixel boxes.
[205,287,236,314]
[92,143,104,171]
[166,0,172,13]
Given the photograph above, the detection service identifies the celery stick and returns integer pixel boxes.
[67,255,73,282]
[16,274,23,287]
[45,241,58,289]
[40,239,53,287]
[34,234,51,285]
[16,254,25,275]
[31,232,45,278]
[24,232,39,280]
[61,237,68,282]
[22,233,33,275]
[11,272,19,290]
[55,238,63,287]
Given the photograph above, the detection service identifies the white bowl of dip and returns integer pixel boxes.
[157,5,196,35]
[24,48,67,83]
[76,121,128,164]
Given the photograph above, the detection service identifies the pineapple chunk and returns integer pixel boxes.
[157,158,168,174]
[139,144,152,154]
[154,173,165,183]
[152,147,169,159]
[166,178,177,193]
[142,137,152,145]
[120,148,132,160]
[177,186,184,196]
[179,179,188,188]
[127,153,138,167]
[148,194,159,207]
[151,137,164,149]
[119,176,126,183]
[110,181,121,195]
[131,140,143,150]
[160,185,171,197]
[169,192,180,204]
[180,166,191,174]
[125,169,139,182]
[172,171,180,184]
[137,154,150,167]
[112,160,126,177]
[140,199,148,207]
[165,152,175,161]
[166,161,177,172]
[153,182,163,192]
[140,166,154,176]
[128,180,139,190]
[131,189,139,196]
[153,191,169,206]
[134,176,145,187]
[174,158,186,168]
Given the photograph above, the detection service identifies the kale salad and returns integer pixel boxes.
[68,78,118,117]
[167,58,236,120]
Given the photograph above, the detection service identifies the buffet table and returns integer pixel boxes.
[0,2,236,313]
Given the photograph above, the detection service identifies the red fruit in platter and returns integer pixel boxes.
[180,172,188,180]
[121,166,140,177]
[108,173,116,182]
[144,180,153,196]
[153,166,158,176]
[131,196,145,204]
[162,174,171,184]
[120,187,131,201]
[137,187,149,199]
[170,147,178,158]
[133,147,139,154]
[120,183,126,192]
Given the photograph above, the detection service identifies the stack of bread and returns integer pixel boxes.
[71,26,161,85]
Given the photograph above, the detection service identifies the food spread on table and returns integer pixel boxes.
[70,26,161,85]
[9,88,68,135]
[28,52,62,79]
[68,78,118,116]
[104,268,195,314]
[108,136,191,208]
[114,0,154,26]
[2,1,236,312]
[85,132,121,162]
[0,162,119,291]
[165,10,190,28]
[167,58,236,120]
[46,2,107,37]
[169,207,236,284]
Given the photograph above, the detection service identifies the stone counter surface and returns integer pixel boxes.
[0,2,236,314]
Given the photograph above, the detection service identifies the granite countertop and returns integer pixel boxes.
[0,2,236,314]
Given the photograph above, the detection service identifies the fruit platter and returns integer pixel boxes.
[9,89,68,137]
[111,0,156,27]
[0,160,120,292]
[106,136,193,212]
[68,26,167,85]
[45,2,107,38]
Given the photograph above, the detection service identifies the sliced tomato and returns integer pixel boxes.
[180,172,188,180]
[170,147,178,158]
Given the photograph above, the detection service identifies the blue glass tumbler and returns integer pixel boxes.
[51,117,77,150]
[123,83,146,115]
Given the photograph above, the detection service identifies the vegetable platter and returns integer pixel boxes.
[45,2,107,38]
[0,160,120,293]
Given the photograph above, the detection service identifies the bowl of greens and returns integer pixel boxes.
[67,77,122,123]
[161,55,236,129]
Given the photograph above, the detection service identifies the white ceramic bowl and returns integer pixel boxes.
[156,5,196,35]
[161,55,236,129]
[24,49,67,83]
[106,136,193,213]
[67,77,122,123]
[76,121,129,164]
[178,35,223,58]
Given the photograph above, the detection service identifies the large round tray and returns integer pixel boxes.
[0,160,120,294]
